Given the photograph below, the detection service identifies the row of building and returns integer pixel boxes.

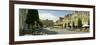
[54,11,90,28]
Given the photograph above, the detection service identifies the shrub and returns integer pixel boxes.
[77,18,82,28]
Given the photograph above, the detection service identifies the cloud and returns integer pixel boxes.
[39,13,59,22]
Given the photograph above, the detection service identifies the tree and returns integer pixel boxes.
[64,23,66,28]
[38,21,43,28]
[72,21,75,28]
[25,9,40,30]
[88,20,90,25]
[68,22,71,28]
[77,18,82,28]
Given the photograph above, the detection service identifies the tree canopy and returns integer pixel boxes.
[25,9,39,25]
[77,18,82,28]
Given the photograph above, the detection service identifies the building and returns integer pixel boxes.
[41,19,54,28]
[54,11,90,28]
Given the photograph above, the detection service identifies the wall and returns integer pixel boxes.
[0,0,98,45]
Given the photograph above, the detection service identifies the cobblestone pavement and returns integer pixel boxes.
[42,28,89,35]
[24,27,89,35]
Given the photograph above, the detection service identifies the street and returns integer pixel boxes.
[40,27,89,35]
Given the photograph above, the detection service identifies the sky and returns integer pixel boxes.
[38,9,73,22]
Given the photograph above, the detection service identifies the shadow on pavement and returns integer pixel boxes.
[34,28,58,35]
